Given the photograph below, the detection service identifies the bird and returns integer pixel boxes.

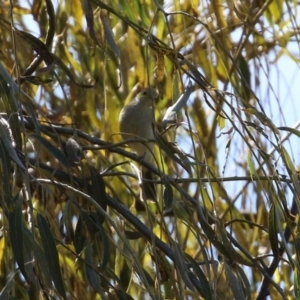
[64,138,82,165]
[119,87,159,201]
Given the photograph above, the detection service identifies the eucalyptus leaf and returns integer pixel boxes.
[37,214,66,299]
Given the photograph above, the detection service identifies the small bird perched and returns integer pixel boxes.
[64,138,82,165]
[119,87,159,201]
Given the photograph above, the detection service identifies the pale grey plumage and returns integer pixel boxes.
[119,87,159,200]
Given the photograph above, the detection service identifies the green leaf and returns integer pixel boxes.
[82,0,104,50]
[98,225,110,271]
[73,215,86,255]
[0,139,11,205]
[8,195,27,280]
[235,264,251,299]
[184,254,212,300]
[22,225,52,289]
[84,240,102,294]
[163,181,173,209]
[267,0,284,24]
[247,150,257,178]
[238,54,251,102]
[0,68,22,149]
[187,271,207,296]
[0,279,13,299]
[16,30,54,65]
[0,62,19,112]
[114,290,135,300]
[172,73,180,105]
[90,165,107,223]
[281,146,296,172]
[59,200,74,243]
[21,75,53,85]
[217,114,226,130]
[197,211,232,259]
[294,238,300,270]
[292,173,300,210]
[245,108,279,135]
[156,134,191,174]
[278,126,300,139]
[294,266,300,299]
[100,10,120,60]
[224,262,245,300]
[0,119,25,171]
[268,204,279,260]
[173,244,194,291]
[52,53,96,88]
[37,214,66,299]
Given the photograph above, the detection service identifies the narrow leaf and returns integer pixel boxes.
[22,225,52,289]
[100,10,120,59]
[0,140,11,205]
[268,204,279,259]
[90,165,107,223]
[16,30,54,65]
[184,254,212,300]
[278,126,300,138]
[235,263,251,299]
[73,216,86,255]
[187,271,207,297]
[0,61,19,111]
[84,240,102,294]
[247,150,257,178]
[0,281,12,299]
[82,0,104,50]
[21,75,53,85]
[281,146,296,172]
[163,181,173,209]
[37,214,66,299]
[224,262,245,300]
[156,134,191,173]
[98,225,110,271]
[0,69,22,148]
[294,267,300,299]
[238,54,251,102]
[0,119,26,171]
[173,244,194,291]
[8,195,27,280]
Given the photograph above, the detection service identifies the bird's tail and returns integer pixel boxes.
[142,168,156,201]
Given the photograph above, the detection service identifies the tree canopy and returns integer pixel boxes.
[0,0,299,299]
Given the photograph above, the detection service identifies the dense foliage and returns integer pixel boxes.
[0,0,299,299]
